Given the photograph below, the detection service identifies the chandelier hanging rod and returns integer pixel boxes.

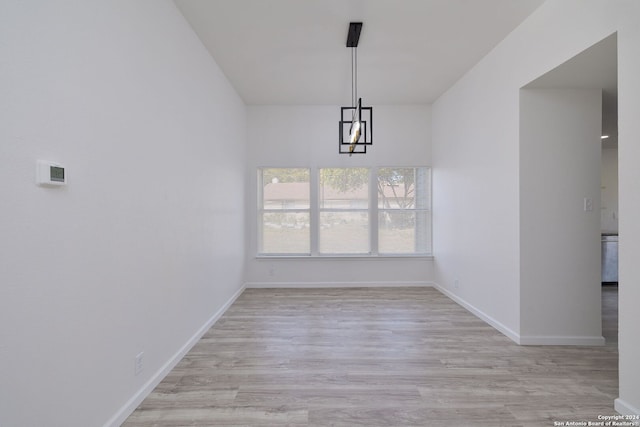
[347,22,362,108]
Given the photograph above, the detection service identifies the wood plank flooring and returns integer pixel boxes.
[123,287,618,426]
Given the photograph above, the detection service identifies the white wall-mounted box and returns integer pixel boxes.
[36,160,66,186]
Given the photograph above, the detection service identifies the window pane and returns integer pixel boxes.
[259,168,310,255]
[260,212,310,253]
[378,167,430,209]
[262,168,309,209]
[319,212,369,254]
[319,168,369,209]
[378,210,431,254]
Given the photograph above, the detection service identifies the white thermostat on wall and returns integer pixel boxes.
[36,160,66,186]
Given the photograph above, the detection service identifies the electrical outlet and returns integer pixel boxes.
[584,197,593,212]
[454,279,459,289]
[134,352,144,376]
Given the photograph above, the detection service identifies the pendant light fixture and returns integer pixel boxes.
[339,22,373,155]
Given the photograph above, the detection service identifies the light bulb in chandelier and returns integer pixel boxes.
[348,100,362,155]
[350,117,362,143]
[348,120,361,155]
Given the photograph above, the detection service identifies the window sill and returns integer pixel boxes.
[256,254,434,261]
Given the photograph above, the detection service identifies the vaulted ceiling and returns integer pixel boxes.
[175,0,545,105]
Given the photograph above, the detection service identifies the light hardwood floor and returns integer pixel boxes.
[123,287,618,426]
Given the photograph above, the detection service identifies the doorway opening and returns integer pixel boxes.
[519,33,618,346]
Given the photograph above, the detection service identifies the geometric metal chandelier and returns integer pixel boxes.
[339,22,373,155]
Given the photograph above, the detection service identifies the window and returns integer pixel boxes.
[258,168,310,254]
[377,167,431,254]
[257,167,431,256]
[319,168,370,254]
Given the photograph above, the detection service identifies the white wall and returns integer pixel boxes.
[617,4,640,413]
[431,52,522,339]
[245,105,433,287]
[0,1,246,426]
[601,148,619,233]
[519,88,603,344]
[433,0,640,415]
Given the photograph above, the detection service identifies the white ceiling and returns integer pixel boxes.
[174,0,545,105]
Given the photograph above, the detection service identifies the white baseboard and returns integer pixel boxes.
[245,280,434,288]
[615,398,640,415]
[519,334,605,346]
[433,282,521,344]
[104,285,246,427]
[434,283,606,347]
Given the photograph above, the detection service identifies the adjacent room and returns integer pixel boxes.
[1,1,639,426]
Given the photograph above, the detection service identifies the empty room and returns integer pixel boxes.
[1,1,639,426]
